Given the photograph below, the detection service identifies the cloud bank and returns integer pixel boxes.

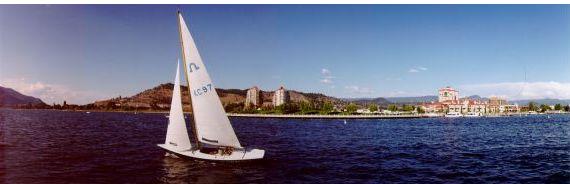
[0,78,106,105]
[459,81,570,100]
[345,85,374,95]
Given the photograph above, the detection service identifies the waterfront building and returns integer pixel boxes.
[272,86,289,107]
[438,86,459,102]
[420,86,523,115]
[419,101,445,113]
[245,86,262,109]
[502,104,520,113]
[486,96,520,114]
[489,96,507,106]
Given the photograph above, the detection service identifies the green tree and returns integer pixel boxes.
[299,101,313,114]
[402,104,414,112]
[320,101,334,114]
[275,103,299,114]
[368,104,378,113]
[539,104,551,112]
[564,105,570,112]
[345,103,358,113]
[554,104,562,110]
[528,102,538,111]
[387,104,398,112]
[416,107,425,114]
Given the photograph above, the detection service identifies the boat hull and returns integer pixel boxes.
[157,144,264,161]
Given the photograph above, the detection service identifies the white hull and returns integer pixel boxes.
[157,144,264,161]
[444,114,463,118]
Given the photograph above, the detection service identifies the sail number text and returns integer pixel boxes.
[193,83,213,96]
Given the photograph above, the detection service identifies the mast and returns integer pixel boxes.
[177,10,201,149]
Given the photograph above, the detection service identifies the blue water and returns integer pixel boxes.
[1,109,569,183]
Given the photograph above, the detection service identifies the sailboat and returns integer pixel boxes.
[157,11,265,161]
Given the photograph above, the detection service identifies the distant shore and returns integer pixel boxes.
[227,113,423,119]
[3,108,568,119]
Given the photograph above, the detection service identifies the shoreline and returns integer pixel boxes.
[227,113,423,119]
[3,108,568,119]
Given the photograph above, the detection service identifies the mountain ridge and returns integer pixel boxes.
[0,86,46,107]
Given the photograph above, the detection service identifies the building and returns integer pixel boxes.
[487,96,519,114]
[245,86,262,109]
[419,101,446,113]
[489,96,507,106]
[420,86,520,115]
[438,86,459,102]
[447,99,488,114]
[272,86,289,107]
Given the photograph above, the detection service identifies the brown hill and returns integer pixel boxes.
[91,83,344,111]
[0,86,47,107]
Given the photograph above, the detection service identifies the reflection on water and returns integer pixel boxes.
[2,109,569,183]
[161,156,191,183]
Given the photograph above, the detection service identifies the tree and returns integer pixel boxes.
[565,105,570,112]
[225,102,245,113]
[299,101,313,114]
[368,104,378,113]
[528,102,538,111]
[345,103,358,113]
[539,104,551,112]
[554,104,562,110]
[320,101,334,114]
[402,105,414,112]
[275,103,299,114]
[416,107,425,114]
[387,104,398,112]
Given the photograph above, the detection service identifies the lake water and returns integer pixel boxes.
[1,109,569,183]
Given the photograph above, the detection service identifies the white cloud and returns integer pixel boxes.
[408,66,428,73]
[320,68,335,85]
[384,77,402,81]
[320,78,333,84]
[459,81,570,100]
[0,78,106,105]
[345,85,374,94]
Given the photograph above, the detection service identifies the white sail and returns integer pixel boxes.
[178,13,242,148]
[164,60,192,151]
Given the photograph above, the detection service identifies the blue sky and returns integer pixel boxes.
[0,5,569,104]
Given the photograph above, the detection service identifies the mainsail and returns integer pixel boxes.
[178,12,242,148]
[164,60,192,151]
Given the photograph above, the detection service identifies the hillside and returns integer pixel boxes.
[343,97,391,105]
[91,83,345,111]
[0,86,46,107]
[385,96,438,104]
[511,98,570,106]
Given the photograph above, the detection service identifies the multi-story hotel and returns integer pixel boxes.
[272,86,289,107]
[245,86,262,109]
[438,86,459,102]
[420,86,519,114]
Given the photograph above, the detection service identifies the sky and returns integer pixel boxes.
[0,5,569,104]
